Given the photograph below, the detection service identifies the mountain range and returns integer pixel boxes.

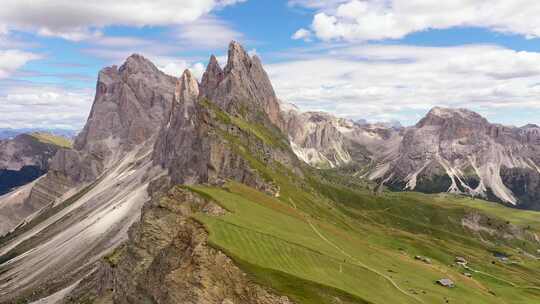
[284,105,540,210]
[1,42,540,304]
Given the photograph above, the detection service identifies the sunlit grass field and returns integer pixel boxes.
[193,181,540,304]
[30,132,72,148]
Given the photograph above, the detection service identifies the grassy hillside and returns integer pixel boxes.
[30,132,72,148]
[191,180,540,304]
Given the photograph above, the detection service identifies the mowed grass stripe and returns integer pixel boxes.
[202,217,407,304]
[193,182,540,304]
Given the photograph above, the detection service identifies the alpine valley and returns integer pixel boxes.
[2,42,540,304]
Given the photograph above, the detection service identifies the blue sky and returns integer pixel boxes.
[2,0,540,130]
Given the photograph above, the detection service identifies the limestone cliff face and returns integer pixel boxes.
[368,107,540,209]
[15,53,176,230]
[282,109,353,168]
[282,104,402,169]
[56,54,176,184]
[153,73,276,191]
[0,133,69,233]
[76,55,175,156]
[0,133,62,197]
[286,105,540,209]
[0,54,176,303]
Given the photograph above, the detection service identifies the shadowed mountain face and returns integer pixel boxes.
[0,166,44,195]
[287,106,540,209]
[0,133,70,195]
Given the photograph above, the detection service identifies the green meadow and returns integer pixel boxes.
[192,181,540,304]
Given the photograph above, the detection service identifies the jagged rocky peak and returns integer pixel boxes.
[75,53,175,155]
[225,40,252,72]
[520,124,540,139]
[200,41,281,125]
[363,107,540,209]
[33,53,177,208]
[176,69,200,103]
[200,55,223,94]
[153,42,300,190]
[426,106,480,118]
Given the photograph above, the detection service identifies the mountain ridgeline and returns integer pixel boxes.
[2,42,540,304]
[286,106,540,210]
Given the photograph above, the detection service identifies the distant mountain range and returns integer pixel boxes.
[285,105,540,210]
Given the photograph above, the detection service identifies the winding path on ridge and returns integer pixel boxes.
[288,199,424,304]
[287,199,537,301]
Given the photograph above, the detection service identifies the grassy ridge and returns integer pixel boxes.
[190,99,540,303]
[192,181,540,304]
[30,132,72,148]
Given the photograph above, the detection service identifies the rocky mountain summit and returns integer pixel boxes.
[0,41,300,304]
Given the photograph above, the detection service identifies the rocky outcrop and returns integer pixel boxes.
[84,186,291,304]
[0,133,71,232]
[153,70,270,190]
[65,53,175,183]
[154,43,297,192]
[282,109,353,168]
[0,133,62,172]
[462,211,540,243]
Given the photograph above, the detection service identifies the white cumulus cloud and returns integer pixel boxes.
[266,44,540,125]
[0,85,93,129]
[296,0,540,41]
[292,28,312,41]
[0,0,245,41]
[0,50,40,78]
[175,17,244,48]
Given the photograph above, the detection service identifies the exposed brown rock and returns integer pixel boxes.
[86,186,292,304]
[0,133,61,171]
